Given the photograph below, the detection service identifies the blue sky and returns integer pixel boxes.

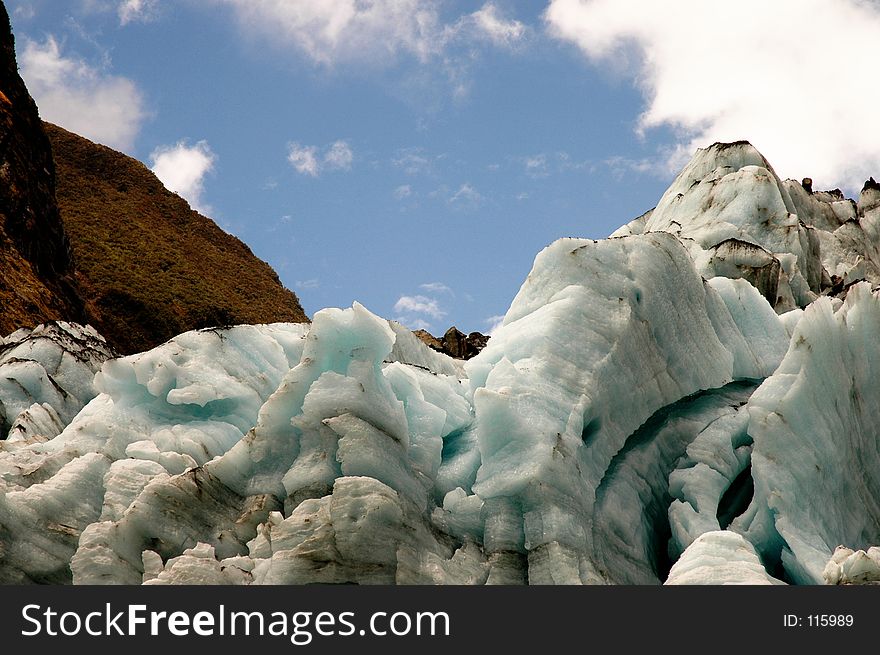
[10,0,880,334]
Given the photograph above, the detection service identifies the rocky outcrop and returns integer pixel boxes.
[0,0,308,354]
[0,1,85,335]
[414,327,488,360]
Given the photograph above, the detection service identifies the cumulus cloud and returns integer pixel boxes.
[545,0,880,191]
[19,36,147,151]
[394,294,446,320]
[287,143,320,177]
[393,290,447,332]
[393,291,455,331]
[288,140,353,177]
[150,140,216,214]
[210,1,525,66]
[118,0,158,24]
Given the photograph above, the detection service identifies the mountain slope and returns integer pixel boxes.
[0,2,85,334]
[45,123,308,354]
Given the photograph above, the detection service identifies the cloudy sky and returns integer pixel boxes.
[11,0,880,334]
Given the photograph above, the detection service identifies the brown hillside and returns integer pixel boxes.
[0,2,85,335]
[45,122,308,354]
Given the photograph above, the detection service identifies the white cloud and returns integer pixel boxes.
[150,140,216,214]
[288,140,353,177]
[211,1,526,66]
[467,2,526,47]
[287,143,320,176]
[485,314,505,337]
[393,289,449,332]
[296,278,320,290]
[324,139,353,170]
[213,0,443,65]
[545,0,880,192]
[393,294,446,320]
[118,0,158,24]
[19,36,147,151]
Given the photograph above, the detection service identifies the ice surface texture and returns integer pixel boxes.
[0,322,113,442]
[3,142,880,584]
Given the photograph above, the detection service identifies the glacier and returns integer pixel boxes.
[2,141,880,585]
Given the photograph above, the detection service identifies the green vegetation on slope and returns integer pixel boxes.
[46,122,308,354]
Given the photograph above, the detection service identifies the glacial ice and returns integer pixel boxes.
[0,322,113,442]
[3,141,880,585]
[594,381,757,584]
[734,283,880,584]
[0,323,307,582]
[823,545,880,585]
[665,531,784,585]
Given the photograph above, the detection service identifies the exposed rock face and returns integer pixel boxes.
[414,327,489,360]
[412,329,442,351]
[861,177,880,215]
[0,2,85,335]
[45,123,309,355]
[0,0,308,353]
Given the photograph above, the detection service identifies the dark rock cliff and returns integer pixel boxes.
[0,1,85,334]
[0,0,309,354]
